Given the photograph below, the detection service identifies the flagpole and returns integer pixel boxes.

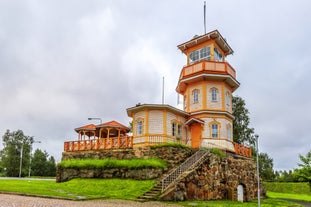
[204,1,206,34]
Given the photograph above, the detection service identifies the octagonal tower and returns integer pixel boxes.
[176,30,239,149]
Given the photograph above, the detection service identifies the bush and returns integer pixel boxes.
[210,148,225,157]
[150,142,191,150]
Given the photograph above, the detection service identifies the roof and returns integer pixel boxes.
[177,30,234,56]
[126,104,189,117]
[185,117,205,125]
[75,121,130,134]
[96,120,130,131]
[74,124,96,132]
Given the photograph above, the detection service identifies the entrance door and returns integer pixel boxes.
[237,185,244,202]
[190,123,202,148]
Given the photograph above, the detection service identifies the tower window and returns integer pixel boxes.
[214,47,223,61]
[212,124,218,138]
[226,92,230,106]
[211,88,217,101]
[193,89,199,103]
[227,125,231,140]
[189,46,210,63]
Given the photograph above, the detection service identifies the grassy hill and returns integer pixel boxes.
[265,182,311,202]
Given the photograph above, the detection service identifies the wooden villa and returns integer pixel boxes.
[63,30,252,158]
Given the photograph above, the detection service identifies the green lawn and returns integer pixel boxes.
[57,158,168,169]
[0,179,307,207]
[264,182,311,202]
[0,178,156,200]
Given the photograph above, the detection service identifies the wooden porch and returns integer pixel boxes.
[64,136,133,152]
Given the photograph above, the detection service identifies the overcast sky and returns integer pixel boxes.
[0,0,310,171]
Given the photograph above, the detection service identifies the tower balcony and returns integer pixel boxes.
[176,60,240,93]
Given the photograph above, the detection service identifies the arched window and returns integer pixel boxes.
[136,120,143,135]
[192,89,199,103]
[226,92,230,107]
[212,123,218,138]
[211,88,218,101]
[227,124,231,140]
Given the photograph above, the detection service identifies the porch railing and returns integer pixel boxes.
[64,136,133,152]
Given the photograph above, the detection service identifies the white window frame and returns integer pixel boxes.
[211,88,217,101]
[137,120,143,135]
[189,46,210,63]
[193,89,199,103]
[212,124,218,138]
[226,92,230,107]
[227,125,231,139]
[214,47,223,61]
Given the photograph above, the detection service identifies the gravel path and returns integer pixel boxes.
[0,194,182,207]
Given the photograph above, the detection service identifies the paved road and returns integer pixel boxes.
[0,194,182,207]
[283,199,311,207]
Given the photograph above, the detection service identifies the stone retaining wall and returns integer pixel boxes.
[57,146,192,182]
[160,152,264,202]
[57,167,164,182]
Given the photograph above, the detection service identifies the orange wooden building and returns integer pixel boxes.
[64,30,251,158]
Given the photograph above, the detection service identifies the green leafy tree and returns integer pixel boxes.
[295,150,311,191]
[0,130,33,177]
[46,156,56,176]
[258,152,275,181]
[31,149,56,176]
[232,96,256,145]
[31,149,48,176]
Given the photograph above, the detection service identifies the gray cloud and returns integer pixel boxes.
[0,0,310,170]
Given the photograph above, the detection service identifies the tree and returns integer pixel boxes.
[232,96,256,145]
[31,149,48,176]
[0,130,33,177]
[258,152,275,181]
[31,149,56,176]
[295,150,311,191]
[46,156,56,176]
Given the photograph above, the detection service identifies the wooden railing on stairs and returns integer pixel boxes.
[161,150,209,192]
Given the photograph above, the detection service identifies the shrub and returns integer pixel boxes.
[150,142,191,150]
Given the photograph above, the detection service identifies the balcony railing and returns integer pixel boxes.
[64,136,133,152]
[133,134,178,145]
[201,138,252,158]
[179,60,236,80]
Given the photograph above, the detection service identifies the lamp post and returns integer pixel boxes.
[28,141,41,177]
[255,135,260,207]
[88,117,102,124]
[19,144,24,178]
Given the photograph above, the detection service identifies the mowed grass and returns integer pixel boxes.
[265,182,311,202]
[57,158,168,169]
[0,178,156,200]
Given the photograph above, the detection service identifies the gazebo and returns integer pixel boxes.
[64,120,132,152]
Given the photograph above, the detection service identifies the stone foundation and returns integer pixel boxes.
[57,145,192,182]
[57,167,164,182]
[58,146,263,202]
[160,152,264,202]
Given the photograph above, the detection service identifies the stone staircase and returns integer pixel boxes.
[136,150,209,202]
[136,182,162,202]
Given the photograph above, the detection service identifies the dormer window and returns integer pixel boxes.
[189,46,210,63]
[214,47,223,61]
